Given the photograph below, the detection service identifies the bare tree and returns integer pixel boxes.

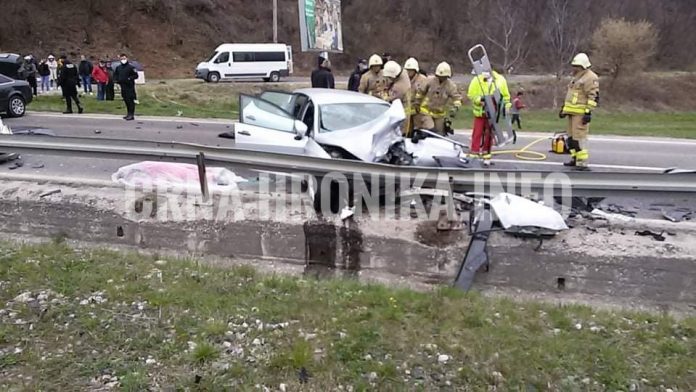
[469,0,529,73]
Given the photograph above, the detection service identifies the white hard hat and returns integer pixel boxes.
[404,57,419,72]
[435,62,452,77]
[571,53,591,69]
[368,54,383,67]
[383,61,402,78]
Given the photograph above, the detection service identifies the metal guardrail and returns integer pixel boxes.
[1,134,695,197]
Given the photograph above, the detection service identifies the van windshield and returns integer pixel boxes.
[206,51,219,62]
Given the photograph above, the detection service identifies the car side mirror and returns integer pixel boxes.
[294,120,308,140]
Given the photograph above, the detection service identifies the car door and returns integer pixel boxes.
[235,94,309,155]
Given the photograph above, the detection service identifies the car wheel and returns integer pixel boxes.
[207,72,221,83]
[8,95,26,117]
[269,72,280,83]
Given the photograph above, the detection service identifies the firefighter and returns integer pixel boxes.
[560,53,598,170]
[358,54,387,98]
[418,62,462,136]
[467,69,510,166]
[404,57,429,137]
[382,60,412,135]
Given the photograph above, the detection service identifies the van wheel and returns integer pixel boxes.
[8,95,26,117]
[269,72,280,83]
[207,72,220,83]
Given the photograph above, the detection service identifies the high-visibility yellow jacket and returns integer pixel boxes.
[417,76,462,118]
[358,69,387,98]
[406,73,429,115]
[467,71,511,118]
[562,69,599,115]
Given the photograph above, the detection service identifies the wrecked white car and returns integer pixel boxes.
[232,89,466,167]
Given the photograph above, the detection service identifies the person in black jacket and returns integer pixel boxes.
[57,55,83,114]
[310,55,335,89]
[105,61,115,101]
[78,55,94,95]
[38,59,51,93]
[113,53,139,120]
[347,58,367,91]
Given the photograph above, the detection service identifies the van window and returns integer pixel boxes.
[233,52,285,62]
[214,52,229,63]
[207,51,219,62]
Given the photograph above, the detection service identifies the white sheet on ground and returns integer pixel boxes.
[489,193,568,231]
[112,161,246,191]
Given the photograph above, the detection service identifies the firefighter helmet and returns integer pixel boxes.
[435,62,452,77]
[571,53,591,69]
[404,57,419,72]
[368,54,383,67]
[383,61,402,78]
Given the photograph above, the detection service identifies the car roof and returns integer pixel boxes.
[0,53,21,62]
[295,88,388,105]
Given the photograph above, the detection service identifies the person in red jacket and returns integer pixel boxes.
[91,60,110,101]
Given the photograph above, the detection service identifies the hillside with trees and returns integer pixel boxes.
[1,0,695,77]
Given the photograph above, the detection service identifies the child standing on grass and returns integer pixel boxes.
[511,91,526,129]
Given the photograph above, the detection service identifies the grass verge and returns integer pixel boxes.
[1,242,694,390]
[29,79,696,139]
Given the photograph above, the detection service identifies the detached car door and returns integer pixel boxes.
[235,94,308,155]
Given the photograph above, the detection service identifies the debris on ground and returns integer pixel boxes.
[8,160,24,170]
[454,208,493,291]
[39,189,62,198]
[0,152,20,164]
[489,193,568,232]
[635,230,666,242]
[662,208,693,223]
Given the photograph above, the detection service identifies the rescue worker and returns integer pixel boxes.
[358,54,387,98]
[403,57,429,136]
[418,62,462,136]
[467,68,511,166]
[560,53,598,170]
[56,55,83,114]
[382,60,412,135]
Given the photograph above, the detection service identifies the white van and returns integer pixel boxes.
[195,43,293,83]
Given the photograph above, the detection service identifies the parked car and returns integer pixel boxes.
[0,53,23,80]
[0,74,32,117]
[233,88,465,167]
[196,43,293,83]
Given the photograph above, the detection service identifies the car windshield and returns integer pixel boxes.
[207,51,219,62]
[319,103,390,132]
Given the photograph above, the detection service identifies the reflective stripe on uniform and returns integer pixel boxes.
[575,149,589,160]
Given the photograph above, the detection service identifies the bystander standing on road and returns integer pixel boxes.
[310,55,335,89]
[19,55,38,97]
[347,58,367,91]
[511,91,526,129]
[91,59,109,101]
[114,53,139,120]
[47,55,58,89]
[78,55,94,95]
[38,58,51,93]
[57,55,84,114]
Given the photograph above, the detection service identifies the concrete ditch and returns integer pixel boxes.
[0,176,694,315]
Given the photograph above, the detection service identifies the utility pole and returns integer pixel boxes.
[273,0,278,43]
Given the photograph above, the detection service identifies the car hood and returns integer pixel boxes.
[314,100,406,162]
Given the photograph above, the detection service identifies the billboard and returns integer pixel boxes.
[298,0,344,53]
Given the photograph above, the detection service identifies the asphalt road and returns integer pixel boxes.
[2,112,695,182]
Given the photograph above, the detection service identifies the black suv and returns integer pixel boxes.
[0,74,32,117]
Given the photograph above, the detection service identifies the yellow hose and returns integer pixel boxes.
[489,136,550,161]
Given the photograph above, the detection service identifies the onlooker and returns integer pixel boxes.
[511,91,526,129]
[38,59,51,93]
[91,59,109,101]
[19,56,38,97]
[47,55,58,89]
[57,55,83,114]
[310,55,335,89]
[78,55,94,95]
[114,53,139,120]
[105,61,115,101]
[347,58,367,92]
